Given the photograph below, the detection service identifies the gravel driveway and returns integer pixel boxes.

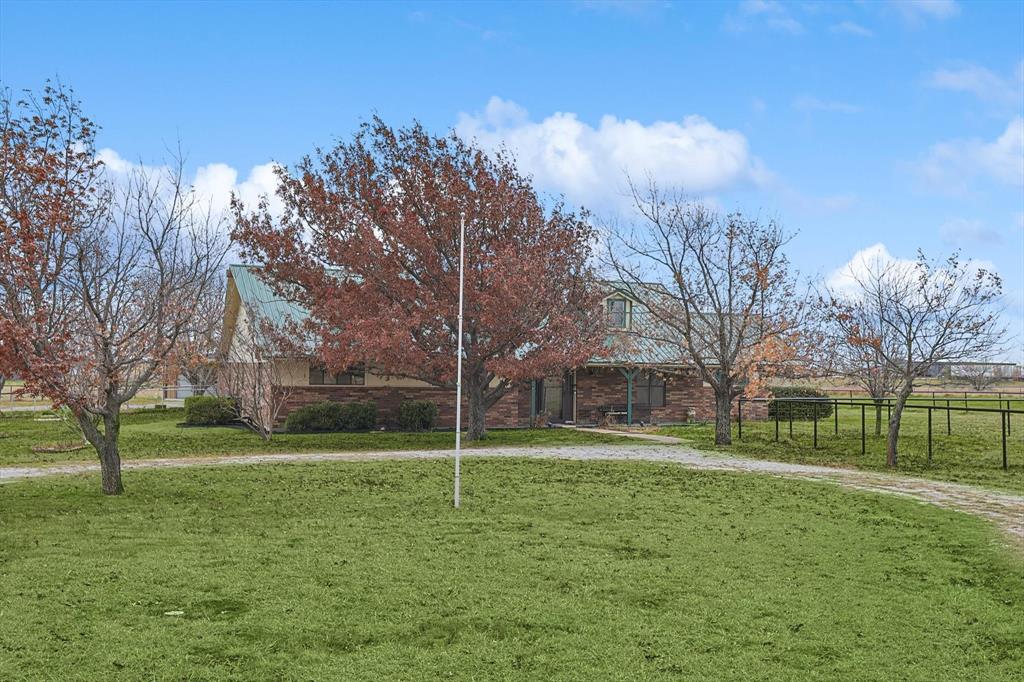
[3,444,1021,546]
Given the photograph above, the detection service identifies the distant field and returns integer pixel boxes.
[658,397,1024,494]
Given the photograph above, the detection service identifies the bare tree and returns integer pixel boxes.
[172,278,225,395]
[220,308,299,441]
[819,304,900,435]
[825,251,1004,466]
[604,180,807,445]
[958,362,1001,392]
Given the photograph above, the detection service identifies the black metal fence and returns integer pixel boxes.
[737,396,1023,471]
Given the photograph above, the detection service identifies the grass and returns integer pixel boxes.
[0,408,640,467]
[0,458,1020,680]
[657,397,1024,494]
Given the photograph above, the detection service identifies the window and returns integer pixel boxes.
[607,298,628,328]
[309,365,365,386]
[634,372,665,408]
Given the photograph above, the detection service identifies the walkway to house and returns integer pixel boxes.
[2,444,1021,546]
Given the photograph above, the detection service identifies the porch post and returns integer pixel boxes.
[617,367,638,425]
[530,379,537,426]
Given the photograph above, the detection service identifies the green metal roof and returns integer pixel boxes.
[229,264,310,328]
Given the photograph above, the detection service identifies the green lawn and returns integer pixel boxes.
[0,408,639,467]
[658,398,1024,494]
[0,459,1020,680]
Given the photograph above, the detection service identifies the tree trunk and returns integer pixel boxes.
[885,384,914,468]
[714,389,732,446]
[873,399,884,437]
[77,409,125,495]
[466,375,487,441]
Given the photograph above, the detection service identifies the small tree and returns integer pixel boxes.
[959,362,1000,392]
[605,180,806,445]
[819,303,900,435]
[232,117,606,439]
[220,308,300,441]
[171,280,225,395]
[0,83,226,494]
[825,251,1004,466]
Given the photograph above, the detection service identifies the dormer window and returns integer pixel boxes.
[607,298,628,329]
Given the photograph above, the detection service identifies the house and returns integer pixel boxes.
[221,264,750,429]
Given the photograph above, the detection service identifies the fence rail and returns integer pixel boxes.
[738,396,1022,471]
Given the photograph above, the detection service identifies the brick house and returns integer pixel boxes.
[221,265,754,429]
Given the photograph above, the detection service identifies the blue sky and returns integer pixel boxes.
[1,0,1022,357]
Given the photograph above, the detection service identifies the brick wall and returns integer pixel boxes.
[276,384,529,429]
[574,367,767,425]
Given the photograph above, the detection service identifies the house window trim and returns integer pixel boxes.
[309,364,366,386]
[607,297,630,330]
[633,371,666,409]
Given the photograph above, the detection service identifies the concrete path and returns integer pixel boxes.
[2,444,1021,546]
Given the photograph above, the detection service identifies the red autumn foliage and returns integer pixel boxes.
[232,117,605,438]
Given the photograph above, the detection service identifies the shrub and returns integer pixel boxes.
[767,387,834,421]
[285,401,344,433]
[340,400,377,431]
[184,396,236,425]
[285,400,377,433]
[399,400,439,431]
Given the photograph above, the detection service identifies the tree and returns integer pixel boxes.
[825,251,1004,467]
[171,279,225,396]
[0,83,226,494]
[959,362,1000,392]
[819,303,900,436]
[232,117,605,439]
[220,306,300,441]
[605,180,806,445]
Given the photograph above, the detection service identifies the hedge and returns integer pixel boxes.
[398,400,439,432]
[285,400,377,433]
[183,396,236,425]
[767,387,834,421]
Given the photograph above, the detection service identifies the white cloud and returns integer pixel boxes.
[828,242,998,300]
[97,148,283,218]
[830,21,873,37]
[792,95,862,114]
[891,0,960,22]
[915,117,1024,193]
[724,0,804,35]
[938,217,1004,245]
[456,97,771,207]
[927,61,1024,106]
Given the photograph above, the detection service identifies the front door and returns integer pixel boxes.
[537,371,575,423]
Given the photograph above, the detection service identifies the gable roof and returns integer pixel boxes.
[228,264,310,328]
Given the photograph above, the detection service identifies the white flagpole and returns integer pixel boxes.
[454,213,466,509]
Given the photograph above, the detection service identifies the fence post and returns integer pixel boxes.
[738,399,743,440]
[861,404,866,455]
[1006,400,1011,435]
[813,401,818,449]
[834,398,839,435]
[927,407,932,466]
[774,402,779,442]
[789,401,793,439]
[1002,410,1008,471]
[946,399,951,435]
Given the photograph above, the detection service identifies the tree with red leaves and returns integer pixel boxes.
[0,83,226,494]
[232,117,605,439]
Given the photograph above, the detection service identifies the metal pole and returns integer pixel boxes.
[454,213,466,509]
[813,401,818,449]
[946,399,951,435]
[834,398,838,435]
[789,401,793,439]
[927,407,932,466]
[1002,410,1008,471]
[861,404,865,455]
[1006,400,1011,435]
[738,399,743,440]
[774,402,779,442]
